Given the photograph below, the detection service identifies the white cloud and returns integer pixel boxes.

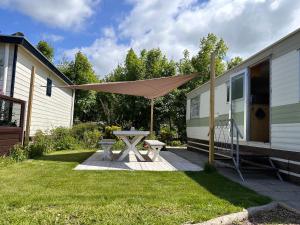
[64,28,129,76]
[42,33,64,42]
[0,0,100,29]
[65,0,300,76]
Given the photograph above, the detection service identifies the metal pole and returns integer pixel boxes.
[209,53,216,165]
[150,98,154,135]
[24,66,35,145]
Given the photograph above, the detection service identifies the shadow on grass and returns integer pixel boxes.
[38,151,95,163]
[184,171,271,210]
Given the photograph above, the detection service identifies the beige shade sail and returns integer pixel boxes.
[62,73,197,99]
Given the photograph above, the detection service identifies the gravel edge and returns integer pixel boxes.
[184,201,300,225]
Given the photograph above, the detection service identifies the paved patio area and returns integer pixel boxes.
[170,149,300,210]
[74,150,203,171]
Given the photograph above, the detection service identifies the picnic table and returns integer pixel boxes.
[113,130,150,161]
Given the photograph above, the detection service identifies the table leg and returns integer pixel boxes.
[117,135,145,161]
[151,146,163,161]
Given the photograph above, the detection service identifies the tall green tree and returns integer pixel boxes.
[177,49,194,75]
[58,52,99,122]
[227,56,243,70]
[36,41,54,61]
[191,33,228,88]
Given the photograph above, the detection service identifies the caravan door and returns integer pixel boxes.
[230,70,247,139]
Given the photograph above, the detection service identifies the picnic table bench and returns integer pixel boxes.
[145,140,166,161]
[99,139,116,160]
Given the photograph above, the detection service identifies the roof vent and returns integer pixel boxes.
[11,32,25,37]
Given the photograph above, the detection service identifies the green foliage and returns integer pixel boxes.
[58,52,99,122]
[36,40,54,61]
[83,129,102,148]
[191,33,228,87]
[104,125,121,139]
[28,144,45,159]
[33,130,53,152]
[159,125,177,144]
[72,122,101,140]
[147,133,157,140]
[227,56,243,70]
[51,127,77,150]
[112,140,126,150]
[169,140,182,146]
[9,144,28,162]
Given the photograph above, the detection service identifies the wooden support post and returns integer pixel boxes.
[150,98,154,135]
[24,66,35,145]
[209,53,216,165]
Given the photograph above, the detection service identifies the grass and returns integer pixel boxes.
[0,149,270,225]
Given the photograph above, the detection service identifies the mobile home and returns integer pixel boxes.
[186,28,300,184]
[0,33,75,154]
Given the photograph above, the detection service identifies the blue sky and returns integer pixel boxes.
[0,0,299,77]
[0,0,132,56]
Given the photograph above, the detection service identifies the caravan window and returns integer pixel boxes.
[226,82,230,103]
[190,95,200,118]
[231,74,244,100]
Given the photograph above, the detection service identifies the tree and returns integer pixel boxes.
[227,56,243,70]
[36,41,54,61]
[177,49,194,74]
[58,51,99,122]
[191,33,228,87]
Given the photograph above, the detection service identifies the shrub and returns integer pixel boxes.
[51,127,77,150]
[33,130,53,153]
[159,125,176,144]
[83,129,102,148]
[104,125,121,139]
[27,144,44,158]
[147,133,157,140]
[112,140,125,150]
[9,144,28,162]
[169,140,182,146]
[72,122,101,140]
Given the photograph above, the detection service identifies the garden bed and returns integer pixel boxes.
[235,205,300,225]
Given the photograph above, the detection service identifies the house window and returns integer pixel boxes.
[46,78,52,97]
[226,82,230,103]
[190,95,200,118]
[231,74,244,100]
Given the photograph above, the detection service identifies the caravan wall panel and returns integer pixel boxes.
[271,50,300,151]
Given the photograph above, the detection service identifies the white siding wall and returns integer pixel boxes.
[272,124,300,152]
[215,83,230,116]
[271,50,300,151]
[200,91,209,118]
[187,126,209,140]
[13,47,73,136]
[187,82,230,141]
[271,50,299,106]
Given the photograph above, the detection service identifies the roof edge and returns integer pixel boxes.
[187,27,300,97]
[0,34,73,85]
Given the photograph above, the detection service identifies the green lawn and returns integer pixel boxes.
[0,149,270,225]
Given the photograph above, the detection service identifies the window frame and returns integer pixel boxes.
[231,73,244,101]
[46,78,52,97]
[190,95,200,119]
